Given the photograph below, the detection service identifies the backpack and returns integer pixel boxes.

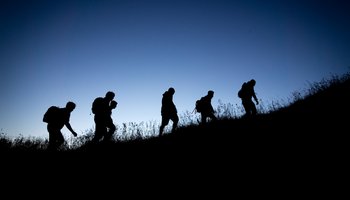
[195,98,204,113]
[238,82,247,98]
[43,106,60,123]
[92,97,104,114]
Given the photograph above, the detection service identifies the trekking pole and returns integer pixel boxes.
[191,108,197,114]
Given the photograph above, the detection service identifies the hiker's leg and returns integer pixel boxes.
[47,125,60,151]
[242,100,250,116]
[93,128,104,142]
[171,114,179,133]
[245,100,256,116]
[251,102,257,116]
[47,125,54,150]
[105,123,116,141]
[159,116,170,136]
[201,113,207,124]
[56,131,64,148]
[93,116,105,142]
[209,112,217,121]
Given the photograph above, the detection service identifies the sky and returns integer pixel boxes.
[1,0,349,139]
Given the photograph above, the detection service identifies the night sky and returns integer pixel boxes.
[1,0,349,139]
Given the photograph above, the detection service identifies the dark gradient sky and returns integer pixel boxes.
[1,0,349,138]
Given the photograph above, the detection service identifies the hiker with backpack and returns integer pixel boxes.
[238,79,259,117]
[43,101,78,151]
[196,90,217,124]
[91,91,116,142]
[159,87,179,136]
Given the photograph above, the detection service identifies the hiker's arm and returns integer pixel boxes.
[210,104,215,113]
[65,122,78,137]
[253,93,259,105]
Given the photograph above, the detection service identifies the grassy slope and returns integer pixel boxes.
[2,74,348,194]
[95,74,350,147]
[2,74,349,166]
[58,72,348,178]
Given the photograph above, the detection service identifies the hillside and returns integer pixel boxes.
[116,73,349,139]
[2,73,349,190]
[2,73,349,159]
[61,73,350,167]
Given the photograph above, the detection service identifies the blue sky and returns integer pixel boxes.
[1,0,349,139]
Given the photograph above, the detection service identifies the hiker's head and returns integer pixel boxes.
[249,79,256,86]
[208,90,214,97]
[105,91,115,101]
[66,101,76,111]
[168,87,175,95]
[110,100,118,109]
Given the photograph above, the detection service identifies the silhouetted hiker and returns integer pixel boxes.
[159,87,179,136]
[197,90,217,124]
[43,101,78,151]
[92,91,116,142]
[238,79,259,117]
